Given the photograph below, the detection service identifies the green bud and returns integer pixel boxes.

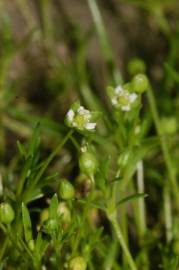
[69,256,87,270]
[79,152,98,177]
[132,74,149,93]
[128,58,146,76]
[57,202,71,224]
[45,218,58,231]
[0,202,15,224]
[40,208,49,223]
[58,179,75,200]
[28,239,35,251]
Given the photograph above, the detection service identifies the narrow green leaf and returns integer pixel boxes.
[165,63,179,84]
[22,202,32,243]
[23,188,44,204]
[120,138,159,189]
[116,193,148,207]
[17,140,27,158]
[49,194,58,219]
[28,122,40,156]
[35,232,48,258]
[77,199,106,211]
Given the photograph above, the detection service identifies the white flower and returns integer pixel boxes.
[85,123,96,130]
[111,85,138,112]
[66,109,75,122]
[66,104,96,132]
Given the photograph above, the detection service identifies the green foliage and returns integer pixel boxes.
[0,0,179,269]
[22,202,33,244]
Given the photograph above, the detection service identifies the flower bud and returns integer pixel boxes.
[69,256,87,270]
[79,152,98,177]
[0,202,15,224]
[128,58,146,76]
[45,218,58,231]
[40,208,49,223]
[28,239,35,251]
[57,202,71,225]
[132,74,149,93]
[88,208,100,227]
[58,179,75,200]
[75,174,92,198]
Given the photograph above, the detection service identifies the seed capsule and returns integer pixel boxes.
[128,58,146,76]
[58,179,75,200]
[40,208,49,223]
[28,239,35,251]
[79,152,98,177]
[57,202,71,225]
[132,74,149,93]
[69,256,87,270]
[0,202,15,224]
[45,218,58,231]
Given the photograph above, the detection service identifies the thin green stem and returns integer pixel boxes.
[72,184,95,256]
[120,202,129,268]
[147,87,179,209]
[104,241,118,270]
[0,237,8,261]
[0,224,10,261]
[163,186,173,243]
[136,161,147,238]
[108,214,137,270]
[39,0,54,40]
[136,161,149,270]
[69,134,81,151]
[87,0,122,84]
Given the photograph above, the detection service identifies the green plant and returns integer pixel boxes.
[0,0,179,269]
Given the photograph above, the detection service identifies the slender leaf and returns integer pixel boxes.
[49,194,58,219]
[22,202,33,243]
[116,193,148,207]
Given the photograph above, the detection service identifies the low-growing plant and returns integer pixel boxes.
[0,0,179,269]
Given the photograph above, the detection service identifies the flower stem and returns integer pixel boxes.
[136,161,149,269]
[136,161,147,238]
[147,87,179,209]
[87,0,122,84]
[163,186,173,243]
[0,237,8,261]
[108,215,137,270]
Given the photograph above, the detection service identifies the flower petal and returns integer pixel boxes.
[129,93,137,103]
[85,122,96,130]
[66,109,75,122]
[121,105,131,111]
[114,86,123,94]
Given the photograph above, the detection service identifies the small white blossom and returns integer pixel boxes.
[111,85,138,112]
[85,122,96,130]
[66,104,96,132]
[66,109,75,122]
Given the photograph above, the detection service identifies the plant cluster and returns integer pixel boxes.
[0,0,179,269]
